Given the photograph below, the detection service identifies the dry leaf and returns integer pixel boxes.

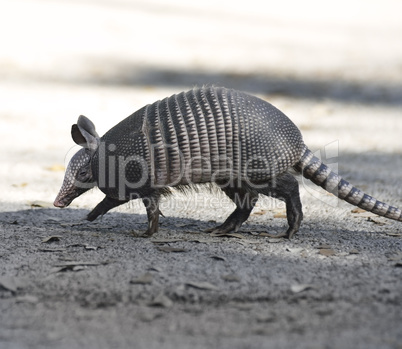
[258,232,279,238]
[351,208,366,214]
[316,244,332,249]
[387,253,402,261]
[45,164,65,172]
[251,209,269,216]
[84,244,99,251]
[267,238,283,243]
[367,217,386,225]
[273,213,287,218]
[147,266,163,272]
[12,182,28,188]
[319,249,336,257]
[256,313,276,323]
[290,284,314,293]
[157,246,187,253]
[148,293,173,308]
[51,267,73,273]
[42,236,62,243]
[247,231,261,236]
[174,223,193,228]
[15,295,39,304]
[43,215,62,222]
[0,277,18,292]
[185,281,219,291]
[151,238,184,244]
[0,276,26,293]
[286,247,304,254]
[351,210,377,218]
[300,250,309,258]
[210,232,245,239]
[386,232,402,237]
[71,266,85,271]
[221,274,241,282]
[30,201,53,208]
[210,255,226,261]
[130,273,153,285]
[51,261,108,272]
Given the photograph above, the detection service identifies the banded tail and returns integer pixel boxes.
[294,147,402,222]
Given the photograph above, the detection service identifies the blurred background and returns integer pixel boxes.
[1,0,402,208]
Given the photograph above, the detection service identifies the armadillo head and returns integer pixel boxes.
[54,115,100,208]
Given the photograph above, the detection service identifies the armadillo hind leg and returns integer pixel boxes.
[87,196,128,222]
[142,193,163,237]
[205,186,259,235]
[256,173,303,239]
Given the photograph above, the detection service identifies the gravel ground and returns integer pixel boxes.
[1,1,402,348]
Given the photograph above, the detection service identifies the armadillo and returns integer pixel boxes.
[54,86,402,238]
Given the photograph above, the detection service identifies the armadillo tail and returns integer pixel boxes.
[294,147,402,222]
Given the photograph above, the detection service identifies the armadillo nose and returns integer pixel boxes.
[53,199,66,208]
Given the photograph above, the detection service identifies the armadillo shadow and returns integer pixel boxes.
[0,207,228,237]
[0,205,397,240]
[0,207,285,238]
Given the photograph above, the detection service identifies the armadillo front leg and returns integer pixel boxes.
[87,196,128,221]
[142,193,162,237]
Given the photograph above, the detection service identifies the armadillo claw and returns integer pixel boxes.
[142,222,159,237]
[141,230,155,238]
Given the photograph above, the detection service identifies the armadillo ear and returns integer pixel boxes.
[71,115,100,150]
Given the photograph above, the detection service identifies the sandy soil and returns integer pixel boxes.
[1,1,402,348]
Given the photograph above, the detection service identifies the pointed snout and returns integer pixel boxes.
[53,189,82,208]
[53,192,71,208]
[53,198,66,208]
